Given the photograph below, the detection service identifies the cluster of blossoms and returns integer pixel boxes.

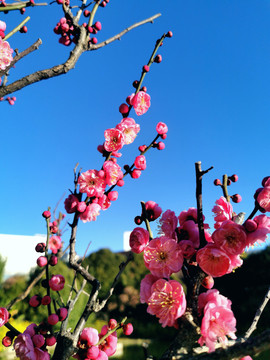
[73,320,133,360]
[129,174,270,352]
[0,20,13,71]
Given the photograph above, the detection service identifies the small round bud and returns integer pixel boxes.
[57,307,68,321]
[2,336,12,347]
[227,179,232,186]
[41,295,51,306]
[19,25,27,33]
[166,31,173,37]
[161,134,167,139]
[108,319,118,329]
[46,336,57,347]
[262,176,270,187]
[230,174,238,182]
[134,216,142,225]
[244,219,258,232]
[83,9,90,17]
[123,323,133,335]
[29,295,41,308]
[157,141,165,150]
[132,80,139,88]
[94,21,102,31]
[49,255,58,266]
[91,37,98,44]
[131,169,141,179]
[214,179,221,186]
[35,242,46,253]
[32,334,45,348]
[126,95,132,105]
[100,0,106,6]
[20,8,26,14]
[77,202,87,213]
[108,191,118,201]
[154,54,162,63]
[119,103,129,114]
[117,179,124,187]
[42,210,51,219]
[143,65,149,72]
[201,275,214,289]
[47,314,59,326]
[231,194,242,203]
[88,26,93,33]
[139,145,147,152]
[97,144,104,153]
[140,86,147,92]
[123,165,130,172]
[37,256,48,267]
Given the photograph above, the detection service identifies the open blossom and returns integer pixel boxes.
[78,170,106,197]
[79,203,101,223]
[77,327,99,348]
[196,244,231,277]
[245,215,270,246]
[145,201,162,221]
[156,122,168,135]
[103,160,123,186]
[177,220,200,248]
[115,117,140,144]
[147,279,186,327]
[140,273,160,304]
[256,185,270,212]
[159,210,178,239]
[104,128,124,152]
[0,307,9,327]
[0,37,13,71]
[130,91,151,116]
[129,227,149,254]
[212,197,233,229]
[144,236,183,278]
[198,289,236,352]
[49,235,62,254]
[212,220,247,255]
[49,274,65,291]
[99,325,117,357]
[14,333,36,360]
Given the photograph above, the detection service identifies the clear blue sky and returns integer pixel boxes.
[1,0,270,256]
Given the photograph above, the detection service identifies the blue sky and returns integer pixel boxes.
[1,0,270,256]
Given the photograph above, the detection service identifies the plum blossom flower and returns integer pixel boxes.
[129,227,149,254]
[103,160,123,186]
[115,118,140,144]
[212,197,233,229]
[144,236,183,278]
[77,327,99,348]
[14,333,36,360]
[99,325,117,357]
[79,203,101,223]
[159,210,178,239]
[156,122,168,135]
[140,273,160,304]
[147,279,186,327]
[196,244,231,277]
[257,186,270,212]
[134,155,146,170]
[212,220,247,255]
[198,289,237,352]
[144,201,162,221]
[177,220,200,248]
[49,235,62,254]
[0,37,13,71]
[49,274,65,291]
[104,128,124,152]
[64,194,79,214]
[78,170,106,198]
[0,307,9,327]
[130,91,151,116]
[245,215,270,247]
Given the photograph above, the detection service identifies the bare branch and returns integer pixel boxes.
[91,13,162,50]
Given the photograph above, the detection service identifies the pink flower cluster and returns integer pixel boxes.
[198,289,237,352]
[0,36,13,71]
[74,323,118,360]
[14,324,52,360]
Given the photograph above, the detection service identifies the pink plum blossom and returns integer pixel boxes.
[147,279,186,327]
[34,348,50,360]
[14,334,36,360]
[98,325,117,357]
[212,220,247,255]
[245,215,270,246]
[212,197,233,229]
[0,307,9,327]
[104,128,124,152]
[198,289,236,352]
[178,240,197,259]
[130,91,151,116]
[115,117,140,144]
[78,170,106,198]
[49,274,65,291]
[178,208,210,228]
[144,236,183,278]
[178,220,200,248]
[140,273,160,304]
[98,194,111,210]
[159,210,178,239]
[257,186,270,212]
[0,37,13,71]
[129,227,149,254]
[156,122,168,135]
[134,155,146,170]
[0,21,6,32]
[78,327,99,348]
[103,160,123,186]
[79,203,101,223]
[145,201,162,221]
[196,245,231,277]
[49,235,62,254]
[64,194,79,214]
